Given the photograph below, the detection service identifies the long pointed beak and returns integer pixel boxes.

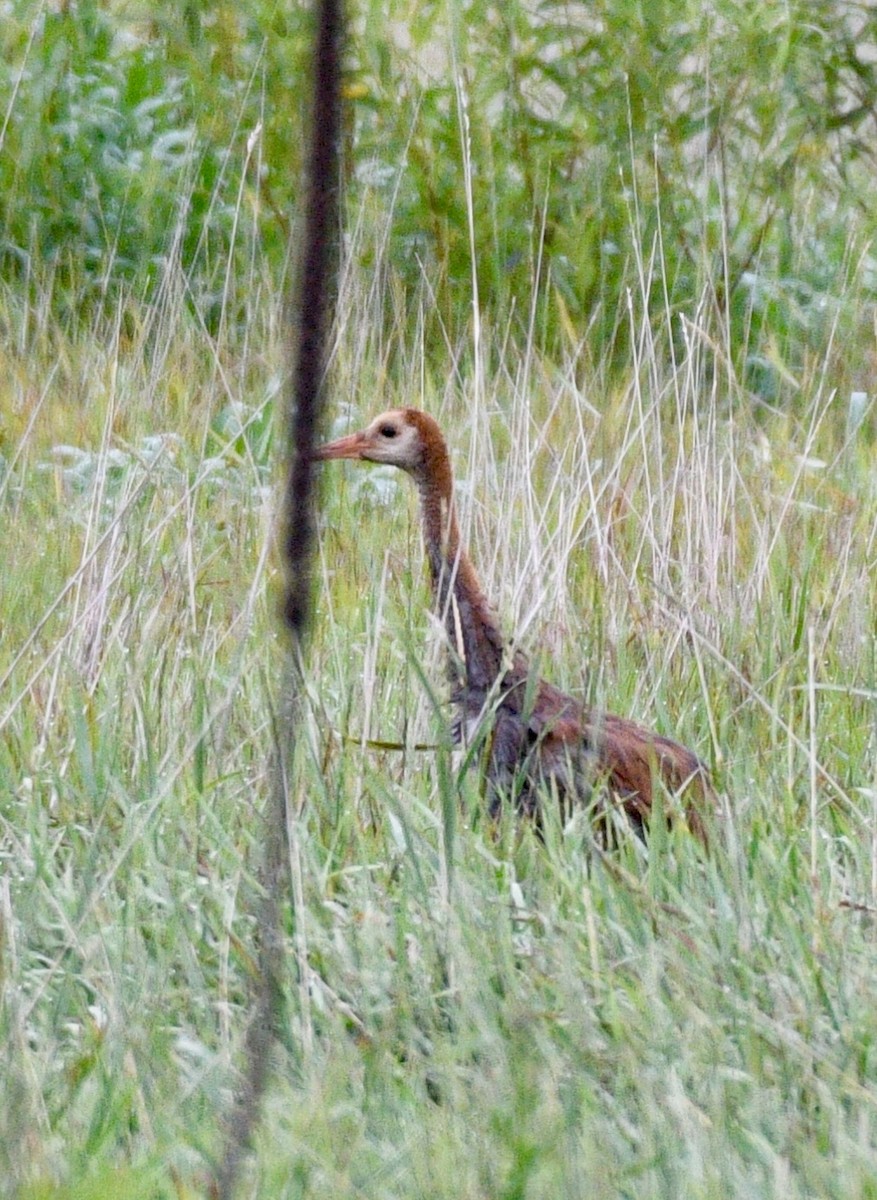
[312,430,369,461]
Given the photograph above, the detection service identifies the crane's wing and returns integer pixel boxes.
[523,676,713,842]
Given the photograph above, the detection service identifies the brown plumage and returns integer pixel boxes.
[315,408,714,842]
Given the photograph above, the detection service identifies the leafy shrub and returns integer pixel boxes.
[350,0,877,387]
[2,0,876,396]
[0,0,308,321]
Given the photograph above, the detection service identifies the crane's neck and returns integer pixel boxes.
[415,468,506,694]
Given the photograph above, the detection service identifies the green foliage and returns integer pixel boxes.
[2,0,876,390]
[0,0,310,321]
[370,0,877,381]
[3,2,877,1188]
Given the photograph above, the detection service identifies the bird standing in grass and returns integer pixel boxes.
[315,408,714,842]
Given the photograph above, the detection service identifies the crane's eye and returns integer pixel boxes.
[379,424,398,439]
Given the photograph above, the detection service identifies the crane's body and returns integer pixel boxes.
[315,408,713,841]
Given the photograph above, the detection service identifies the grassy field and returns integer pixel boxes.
[2,231,877,1200]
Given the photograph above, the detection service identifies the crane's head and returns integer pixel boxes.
[313,408,448,485]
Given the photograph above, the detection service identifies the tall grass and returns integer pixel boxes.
[2,151,876,1196]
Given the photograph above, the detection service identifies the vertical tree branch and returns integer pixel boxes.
[283,0,344,640]
[213,0,344,1195]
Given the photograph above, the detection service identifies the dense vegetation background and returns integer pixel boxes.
[2,1,877,1196]
[3,0,877,384]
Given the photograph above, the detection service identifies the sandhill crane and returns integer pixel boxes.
[315,408,714,841]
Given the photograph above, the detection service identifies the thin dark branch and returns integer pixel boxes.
[212,0,344,1194]
[283,0,344,638]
